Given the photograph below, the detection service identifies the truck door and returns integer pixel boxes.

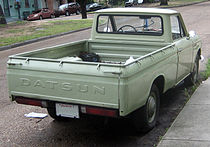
[170,15,193,82]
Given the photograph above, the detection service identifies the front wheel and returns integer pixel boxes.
[130,84,160,133]
[185,54,199,86]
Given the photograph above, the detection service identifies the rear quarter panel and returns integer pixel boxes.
[119,45,178,116]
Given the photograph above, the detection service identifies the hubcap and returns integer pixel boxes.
[147,93,156,123]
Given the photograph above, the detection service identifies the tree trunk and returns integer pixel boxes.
[160,0,168,5]
[0,5,7,24]
[77,0,87,19]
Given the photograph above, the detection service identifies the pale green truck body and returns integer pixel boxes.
[7,8,201,130]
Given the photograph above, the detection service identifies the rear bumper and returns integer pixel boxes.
[14,96,119,118]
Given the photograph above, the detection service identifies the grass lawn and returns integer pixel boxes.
[0,19,93,47]
[202,59,210,79]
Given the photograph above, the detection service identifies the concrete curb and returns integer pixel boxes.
[0,27,91,51]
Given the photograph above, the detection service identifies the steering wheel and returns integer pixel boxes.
[117,25,137,32]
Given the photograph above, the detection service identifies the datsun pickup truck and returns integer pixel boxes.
[7,8,202,132]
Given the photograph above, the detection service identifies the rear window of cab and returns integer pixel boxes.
[97,15,163,36]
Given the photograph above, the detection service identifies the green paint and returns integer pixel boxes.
[7,8,201,120]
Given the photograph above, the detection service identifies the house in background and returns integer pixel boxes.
[0,0,61,21]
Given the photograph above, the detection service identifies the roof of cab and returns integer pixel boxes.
[96,8,178,15]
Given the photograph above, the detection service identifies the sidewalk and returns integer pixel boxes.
[158,78,210,147]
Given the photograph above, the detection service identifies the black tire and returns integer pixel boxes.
[130,84,160,133]
[50,14,55,18]
[65,11,70,16]
[39,16,43,20]
[76,10,80,15]
[185,54,199,86]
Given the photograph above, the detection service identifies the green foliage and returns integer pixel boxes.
[148,0,156,3]
[15,20,27,25]
[202,59,210,79]
[206,59,210,77]
[7,29,22,33]
[87,0,94,4]
[0,24,6,27]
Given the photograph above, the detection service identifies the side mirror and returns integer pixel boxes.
[189,30,196,38]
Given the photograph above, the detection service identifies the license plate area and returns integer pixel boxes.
[56,103,79,118]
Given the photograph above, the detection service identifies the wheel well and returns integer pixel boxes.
[153,76,165,95]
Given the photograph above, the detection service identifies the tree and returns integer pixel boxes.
[143,0,149,3]
[0,5,6,24]
[77,0,87,19]
[160,0,168,5]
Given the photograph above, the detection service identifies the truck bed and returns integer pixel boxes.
[7,39,170,112]
[17,40,167,64]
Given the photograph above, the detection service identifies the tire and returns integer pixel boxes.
[185,54,199,86]
[76,10,80,15]
[50,14,55,18]
[65,11,70,16]
[130,84,160,133]
[39,16,43,20]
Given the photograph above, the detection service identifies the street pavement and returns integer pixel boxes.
[158,78,210,147]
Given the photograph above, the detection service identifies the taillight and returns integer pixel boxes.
[15,97,46,107]
[81,106,118,117]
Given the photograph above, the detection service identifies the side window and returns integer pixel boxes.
[97,16,113,32]
[170,15,185,40]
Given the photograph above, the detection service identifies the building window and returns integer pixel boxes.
[25,0,30,8]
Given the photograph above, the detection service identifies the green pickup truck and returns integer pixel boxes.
[7,8,201,132]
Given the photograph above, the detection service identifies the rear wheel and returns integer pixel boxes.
[65,11,70,16]
[50,14,55,18]
[130,84,160,133]
[76,10,80,15]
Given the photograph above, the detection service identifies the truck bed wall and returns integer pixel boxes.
[88,40,166,62]
[20,40,87,59]
[16,40,167,63]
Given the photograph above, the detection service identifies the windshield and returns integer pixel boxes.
[59,4,68,10]
[97,15,163,36]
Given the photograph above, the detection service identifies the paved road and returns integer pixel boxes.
[0,2,210,146]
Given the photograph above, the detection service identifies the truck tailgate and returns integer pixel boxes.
[7,58,120,109]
